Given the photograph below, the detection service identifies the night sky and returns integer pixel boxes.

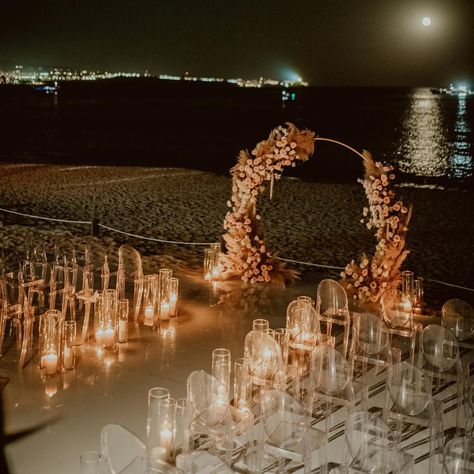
[1,0,473,86]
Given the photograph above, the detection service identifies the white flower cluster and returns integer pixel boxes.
[340,157,411,304]
[222,123,315,283]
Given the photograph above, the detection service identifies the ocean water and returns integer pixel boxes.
[0,81,472,187]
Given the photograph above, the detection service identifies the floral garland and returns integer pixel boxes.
[339,151,412,305]
[221,123,315,284]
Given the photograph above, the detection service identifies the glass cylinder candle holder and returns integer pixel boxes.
[63,320,76,370]
[233,358,252,411]
[169,277,179,317]
[147,387,170,441]
[287,299,318,351]
[401,270,414,302]
[143,274,158,327]
[93,293,104,343]
[273,328,289,366]
[159,269,172,321]
[96,289,117,349]
[117,299,129,343]
[212,348,231,397]
[203,248,212,281]
[252,319,269,333]
[149,397,176,463]
[173,398,188,461]
[413,277,424,313]
[39,309,61,376]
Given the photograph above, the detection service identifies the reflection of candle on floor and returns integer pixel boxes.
[160,302,170,321]
[118,319,127,342]
[103,327,115,348]
[63,346,74,370]
[170,295,177,317]
[144,304,154,326]
[42,352,58,375]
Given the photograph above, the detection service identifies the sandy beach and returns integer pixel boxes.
[0,163,473,306]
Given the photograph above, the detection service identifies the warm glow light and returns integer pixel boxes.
[422,16,432,27]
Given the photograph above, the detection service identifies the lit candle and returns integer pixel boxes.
[149,446,167,462]
[160,302,170,321]
[63,346,74,370]
[160,426,173,460]
[170,295,177,317]
[118,319,127,342]
[204,272,211,281]
[95,328,103,345]
[102,327,115,348]
[144,304,154,326]
[42,352,58,375]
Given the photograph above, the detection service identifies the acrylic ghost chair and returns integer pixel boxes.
[316,279,351,358]
[385,361,443,473]
[442,299,474,348]
[0,272,23,356]
[116,245,144,321]
[100,424,148,474]
[311,345,368,448]
[380,289,420,363]
[186,370,233,466]
[343,410,414,474]
[349,312,400,386]
[420,324,464,432]
[260,389,326,474]
[443,436,474,474]
[244,329,283,386]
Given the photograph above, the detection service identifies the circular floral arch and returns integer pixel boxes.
[221,123,411,305]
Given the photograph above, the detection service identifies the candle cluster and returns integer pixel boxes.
[143,269,179,327]
[203,243,223,281]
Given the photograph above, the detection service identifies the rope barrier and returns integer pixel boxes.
[276,256,345,271]
[0,206,472,291]
[277,256,474,292]
[0,206,92,225]
[98,224,215,246]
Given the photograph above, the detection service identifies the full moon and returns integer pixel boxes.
[422,16,432,27]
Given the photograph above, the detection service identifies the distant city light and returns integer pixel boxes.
[0,64,309,89]
[422,16,432,27]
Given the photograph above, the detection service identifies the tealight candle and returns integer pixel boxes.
[63,346,74,370]
[160,302,170,321]
[160,426,173,459]
[150,446,167,462]
[144,304,154,326]
[102,327,115,348]
[95,328,104,345]
[42,352,58,375]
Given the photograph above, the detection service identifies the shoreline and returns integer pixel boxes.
[0,163,473,307]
